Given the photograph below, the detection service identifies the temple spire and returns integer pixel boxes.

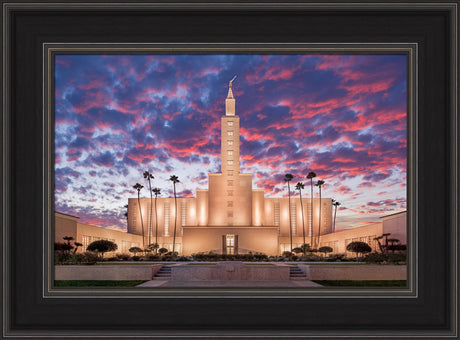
[225,76,236,116]
[227,75,236,99]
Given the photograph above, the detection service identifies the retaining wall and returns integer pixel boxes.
[298,264,406,280]
[55,264,163,280]
[172,262,290,280]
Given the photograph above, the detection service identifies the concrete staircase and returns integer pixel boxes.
[290,266,307,280]
[153,266,172,280]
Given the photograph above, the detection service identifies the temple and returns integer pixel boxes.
[126,79,333,255]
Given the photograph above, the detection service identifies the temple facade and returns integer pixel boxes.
[127,81,333,255]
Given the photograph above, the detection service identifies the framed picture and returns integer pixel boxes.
[49,45,412,294]
[2,1,458,339]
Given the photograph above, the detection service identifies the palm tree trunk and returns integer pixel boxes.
[317,187,322,248]
[155,196,158,247]
[137,193,145,250]
[288,182,292,252]
[148,180,153,247]
[172,184,177,254]
[310,179,314,248]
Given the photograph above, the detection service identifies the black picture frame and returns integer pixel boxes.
[2,1,458,339]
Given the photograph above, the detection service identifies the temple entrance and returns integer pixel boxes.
[223,234,238,254]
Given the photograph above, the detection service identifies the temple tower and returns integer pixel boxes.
[208,77,253,226]
[221,77,240,175]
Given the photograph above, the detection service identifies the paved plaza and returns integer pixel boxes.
[136,280,323,287]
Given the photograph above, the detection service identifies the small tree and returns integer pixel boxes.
[87,240,118,260]
[158,247,168,255]
[54,242,73,253]
[318,246,333,257]
[73,242,83,254]
[61,236,75,253]
[346,241,372,261]
[129,246,143,256]
[299,243,311,256]
[292,247,303,254]
[387,244,407,253]
[63,236,74,244]
[148,243,159,254]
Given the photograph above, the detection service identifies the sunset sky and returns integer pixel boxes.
[55,54,407,232]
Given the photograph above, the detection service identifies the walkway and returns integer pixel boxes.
[136,280,322,287]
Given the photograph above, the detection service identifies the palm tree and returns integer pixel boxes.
[295,182,306,247]
[169,175,180,254]
[133,183,145,250]
[332,199,341,232]
[374,236,384,253]
[315,179,325,247]
[152,188,161,245]
[382,233,391,253]
[306,172,316,247]
[143,171,154,246]
[124,204,129,221]
[284,174,294,252]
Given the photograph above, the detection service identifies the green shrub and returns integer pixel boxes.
[54,251,98,265]
[363,252,406,264]
[81,252,98,264]
[254,252,268,261]
[189,252,269,262]
[363,252,388,263]
[388,253,406,264]
[117,254,130,261]
[176,256,190,261]
[132,256,141,261]
[326,254,346,262]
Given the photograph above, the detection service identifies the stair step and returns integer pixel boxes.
[289,267,308,280]
[153,266,173,280]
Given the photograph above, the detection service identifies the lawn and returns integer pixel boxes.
[312,280,407,287]
[54,280,148,287]
[97,262,175,265]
